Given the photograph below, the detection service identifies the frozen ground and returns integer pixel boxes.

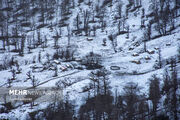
[0,0,180,119]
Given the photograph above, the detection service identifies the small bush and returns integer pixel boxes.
[53,45,77,61]
[1,55,14,70]
[82,52,102,69]
[1,102,13,113]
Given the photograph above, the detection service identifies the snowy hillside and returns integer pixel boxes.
[0,0,180,119]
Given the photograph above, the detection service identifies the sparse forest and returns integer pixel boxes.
[0,0,180,119]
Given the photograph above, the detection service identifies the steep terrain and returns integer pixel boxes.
[0,0,180,119]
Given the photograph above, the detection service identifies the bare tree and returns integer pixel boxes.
[19,35,25,56]
[92,25,96,36]
[54,65,58,77]
[31,76,39,88]
[122,82,142,120]
[11,69,16,80]
[74,13,80,31]
[118,20,122,35]
[67,25,71,46]
[53,30,60,48]
[143,25,151,52]
[108,34,117,53]
[38,51,41,63]
[7,78,12,88]
[117,3,122,19]
[83,10,90,36]
[26,71,32,80]
[126,25,130,39]
[158,48,162,68]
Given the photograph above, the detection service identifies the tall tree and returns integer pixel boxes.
[171,61,179,120]
[148,74,161,118]
[123,82,142,120]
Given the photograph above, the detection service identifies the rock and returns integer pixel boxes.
[132,52,139,56]
[131,60,141,64]
[166,43,171,46]
[154,46,159,50]
[129,46,134,50]
[147,49,155,54]
[144,56,151,60]
[87,38,93,41]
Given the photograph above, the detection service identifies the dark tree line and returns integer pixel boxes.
[78,65,179,120]
[39,65,178,120]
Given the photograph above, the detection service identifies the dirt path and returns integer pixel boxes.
[30,70,81,88]
[0,70,81,88]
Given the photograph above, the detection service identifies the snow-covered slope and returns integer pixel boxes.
[0,0,180,119]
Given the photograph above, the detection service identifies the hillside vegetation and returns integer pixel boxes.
[0,0,180,119]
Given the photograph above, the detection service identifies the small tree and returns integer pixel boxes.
[46,53,50,63]
[31,76,39,88]
[38,51,41,63]
[143,23,152,52]
[147,23,152,40]
[143,30,148,52]
[26,71,32,80]
[158,48,162,68]
[117,3,122,18]
[54,65,58,77]
[169,57,176,71]
[11,69,16,80]
[177,45,180,62]
[53,31,60,48]
[20,36,25,56]
[83,52,102,69]
[74,13,80,31]
[67,25,71,46]
[102,38,107,46]
[108,34,117,53]
[83,10,90,36]
[125,7,128,19]
[126,25,130,39]
[37,30,41,45]
[10,56,15,66]
[29,75,39,108]
[7,78,12,88]
[93,25,96,36]
[141,8,145,18]
[16,62,22,74]
[118,20,122,35]
[141,18,145,28]
[32,55,36,63]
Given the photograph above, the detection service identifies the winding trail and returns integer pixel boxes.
[30,70,81,88]
[0,70,81,88]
